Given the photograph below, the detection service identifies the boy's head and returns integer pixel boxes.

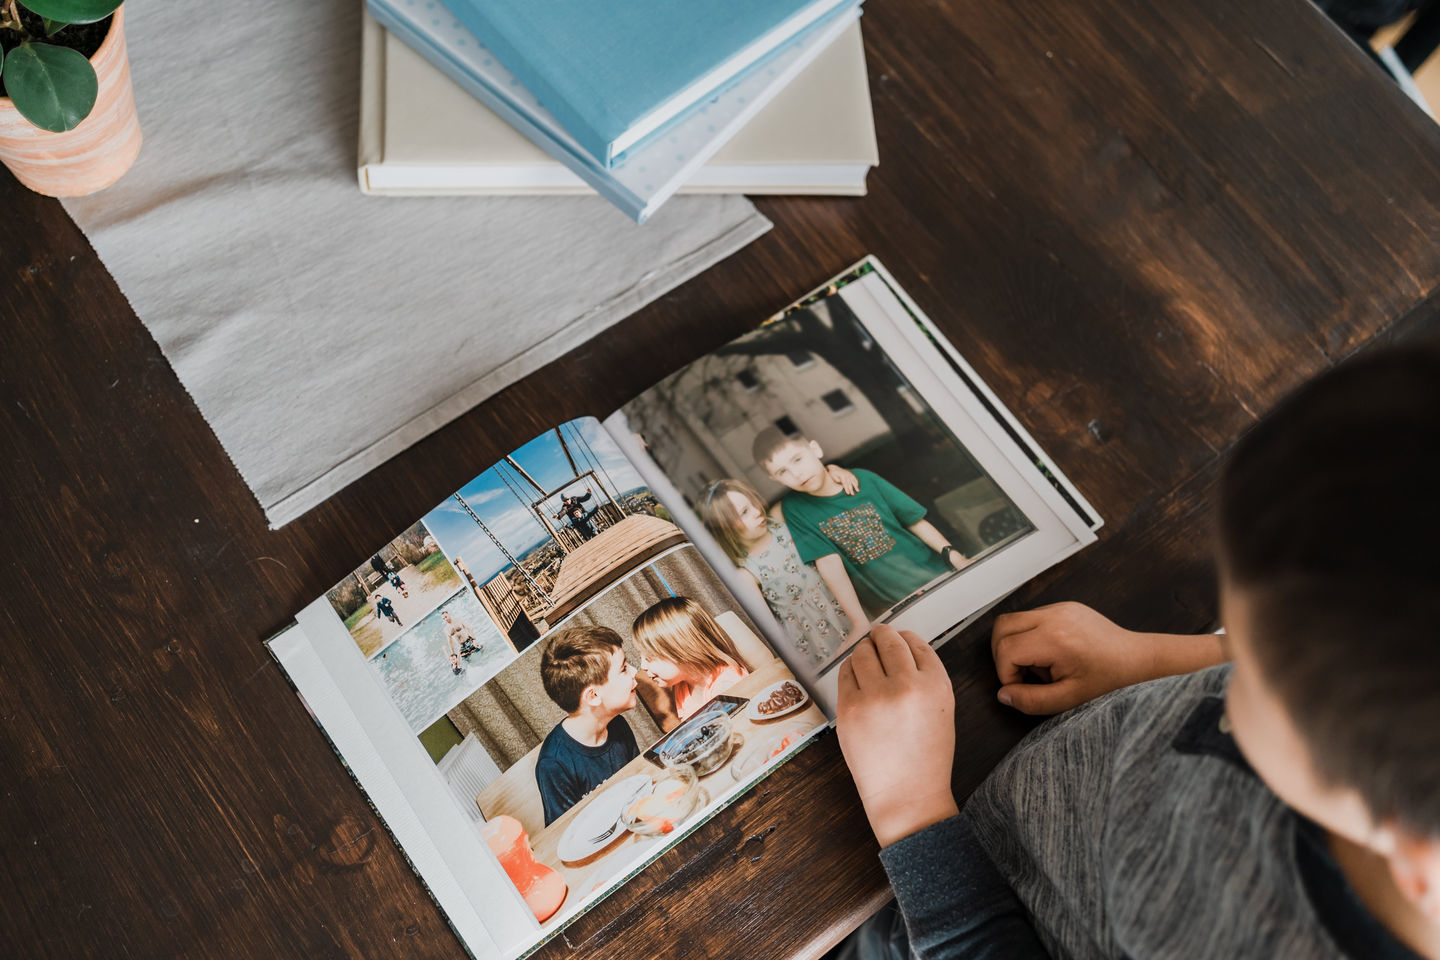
[539,625,637,718]
[752,427,828,493]
[1216,345,1440,906]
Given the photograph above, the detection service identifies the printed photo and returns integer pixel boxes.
[418,546,825,929]
[371,589,518,732]
[422,419,681,648]
[621,274,1035,669]
[325,520,463,657]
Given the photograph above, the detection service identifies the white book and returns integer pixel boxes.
[360,13,877,202]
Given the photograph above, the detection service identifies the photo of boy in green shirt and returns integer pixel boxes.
[753,426,970,624]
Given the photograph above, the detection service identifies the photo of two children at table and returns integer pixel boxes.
[422,547,788,840]
[619,288,1034,672]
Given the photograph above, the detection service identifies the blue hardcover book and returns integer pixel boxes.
[365,0,862,222]
[438,0,854,167]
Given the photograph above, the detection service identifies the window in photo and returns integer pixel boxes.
[774,415,801,436]
[786,350,816,370]
[820,389,855,416]
[735,368,761,391]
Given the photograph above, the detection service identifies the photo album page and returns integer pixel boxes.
[269,256,1098,960]
[606,257,1100,709]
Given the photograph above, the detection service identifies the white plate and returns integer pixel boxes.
[556,774,651,864]
[744,680,811,722]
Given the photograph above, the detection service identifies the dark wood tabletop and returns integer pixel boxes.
[6,0,1440,957]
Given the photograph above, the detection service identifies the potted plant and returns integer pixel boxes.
[0,0,140,196]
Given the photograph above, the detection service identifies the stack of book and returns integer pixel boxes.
[360,0,877,222]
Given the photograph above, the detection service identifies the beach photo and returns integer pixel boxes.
[621,275,1035,668]
[418,545,825,929]
[325,520,463,657]
[423,418,681,647]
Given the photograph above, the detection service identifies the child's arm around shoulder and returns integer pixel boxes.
[991,602,1228,715]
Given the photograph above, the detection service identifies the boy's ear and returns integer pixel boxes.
[808,439,825,459]
[1387,823,1440,920]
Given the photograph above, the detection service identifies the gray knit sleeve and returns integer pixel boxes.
[879,815,1051,959]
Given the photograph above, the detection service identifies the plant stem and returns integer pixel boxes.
[0,0,21,35]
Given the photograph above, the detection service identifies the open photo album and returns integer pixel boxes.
[268,257,1101,960]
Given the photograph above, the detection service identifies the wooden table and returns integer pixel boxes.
[5,1,1440,958]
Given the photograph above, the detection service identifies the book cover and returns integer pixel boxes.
[363,18,877,198]
[364,0,862,220]
[439,0,853,165]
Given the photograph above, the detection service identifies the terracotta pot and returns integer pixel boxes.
[0,5,142,197]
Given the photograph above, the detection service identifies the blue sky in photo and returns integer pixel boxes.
[422,418,647,583]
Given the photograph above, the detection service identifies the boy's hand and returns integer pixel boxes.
[991,602,1182,715]
[827,464,861,495]
[837,625,958,848]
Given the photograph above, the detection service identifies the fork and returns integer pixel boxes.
[588,820,620,844]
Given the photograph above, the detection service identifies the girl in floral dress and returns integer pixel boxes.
[701,476,864,669]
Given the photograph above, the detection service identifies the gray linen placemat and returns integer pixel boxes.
[62,0,769,527]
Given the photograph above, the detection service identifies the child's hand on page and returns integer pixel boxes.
[837,625,958,848]
[991,602,1152,715]
[827,464,861,495]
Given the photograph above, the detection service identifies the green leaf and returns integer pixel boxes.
[18,0,122,25]
[5,42,98,133]
[42,18,67,36]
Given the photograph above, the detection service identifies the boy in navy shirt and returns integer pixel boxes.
[534,625,640,826]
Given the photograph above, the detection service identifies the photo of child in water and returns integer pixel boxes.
[368,589,515,732]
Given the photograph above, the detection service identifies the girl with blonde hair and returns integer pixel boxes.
[700,477,859,668]
[632,596,751,724]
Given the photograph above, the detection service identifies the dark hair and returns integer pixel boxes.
[539,625,625,714]
[1218,343,1440,833]
[751,426,811,467]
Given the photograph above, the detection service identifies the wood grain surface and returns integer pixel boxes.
[5,0,1440,957]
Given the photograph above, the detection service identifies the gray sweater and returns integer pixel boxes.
[880,665,1423,959]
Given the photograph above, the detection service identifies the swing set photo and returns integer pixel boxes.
[423,418,684,644]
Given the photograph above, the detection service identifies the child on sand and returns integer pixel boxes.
[753,427,969,622]
[534,625,641,826]
[701,477,857,667]
[373,592,401,626]
[833,345,1440,959]
[632,596,751,730]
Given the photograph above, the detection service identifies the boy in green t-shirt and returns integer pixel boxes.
[752,427,969,624]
